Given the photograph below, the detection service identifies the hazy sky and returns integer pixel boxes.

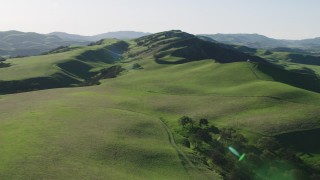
[1,0,319,39]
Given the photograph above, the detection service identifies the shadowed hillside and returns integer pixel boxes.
[134,30,264,64]
[0,39,129,94]
[1,30,320,94]
[132,31,320,93]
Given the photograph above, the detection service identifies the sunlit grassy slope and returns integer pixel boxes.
[0,30,320,179]
[254,49,320,76]
[0,39,127,94]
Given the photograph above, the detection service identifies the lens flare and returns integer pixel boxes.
[239,153,246,161]
[228,146,240,157]
[228,146,246,161]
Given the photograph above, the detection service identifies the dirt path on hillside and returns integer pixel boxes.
[159,118,221,180]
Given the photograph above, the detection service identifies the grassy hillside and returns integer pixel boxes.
[0,39,128,94]
[0,30,89,57]
[0,30,320,179]
[258,51,320,66]
[0,88,213,179]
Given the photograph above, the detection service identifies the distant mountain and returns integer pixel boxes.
[0,30,150,57]
[49,31,151,41]
[201,34,284,49]
[47,32,91,42]
[0,31,89,57]
[298,37,320,46]
[92,31,151,40]
[201,34,320,54]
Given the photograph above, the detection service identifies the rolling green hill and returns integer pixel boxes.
[259,50,320,66]
[0,39,128,94]
[0,30,320,179]
[201,34,320,56]
[0,31,89,57]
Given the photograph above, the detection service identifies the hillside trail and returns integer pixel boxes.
[107,104,221,179]
[159,118,221,180]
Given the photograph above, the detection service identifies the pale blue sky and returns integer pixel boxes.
[1,0,319,39]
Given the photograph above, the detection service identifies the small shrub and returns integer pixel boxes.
[196,129,212,143]
[132,63,143,69]
[257,137,281,151]
[0,56,6,62]
[209,149,227,166]
[178,116,194,128]
[199,118,209,127]
[207,125,220,134]
[310,173,320,180]
[181,138,190,148]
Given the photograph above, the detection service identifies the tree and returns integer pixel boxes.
[199,118,209,127]
[189,133,202,149]
[220,128,236,143]
[208,125,220,134]
[260,150,275,160]
[0,57,9,68]
[178,116,194,128]
[196,129,212,143]
[0,57,5,62]
[256,137,280,151]
[282,150,302,164]
[310,173,320,180]
[181,138,190,148]
[132,63,143,69]
[209,149,227,166]
[226,165,253,180]
[246,153,262,166]
[287,169,308,180]
[231,133,248,149]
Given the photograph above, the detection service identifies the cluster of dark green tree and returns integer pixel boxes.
[132,63,143,70]
[88,39,105,46]
[0,57,10,68]
[41,46,74,55]
[176,116,320,180]
[81,65,125,86]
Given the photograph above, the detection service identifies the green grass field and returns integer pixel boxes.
[0,31,320,179]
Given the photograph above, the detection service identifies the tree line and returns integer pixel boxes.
[176,116,320,180]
